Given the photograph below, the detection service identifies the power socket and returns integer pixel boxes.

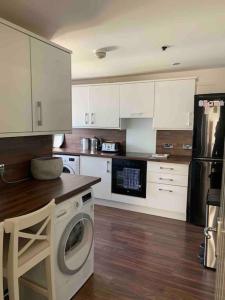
[0,164,5,176]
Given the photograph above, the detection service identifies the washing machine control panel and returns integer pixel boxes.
[82,192,92,203]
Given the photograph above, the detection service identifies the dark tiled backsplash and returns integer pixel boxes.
[156,130,192,157]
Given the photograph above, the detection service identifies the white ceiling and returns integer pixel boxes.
[1,0,225,79]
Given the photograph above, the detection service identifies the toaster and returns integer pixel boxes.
[101,142,120,153]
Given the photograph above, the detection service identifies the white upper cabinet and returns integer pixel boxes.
[72,84,120,128]
[89,85,120,128]
[153,79,196,130]
[120,81,155,118]
[0,23,32,134]
[72,85,89,127]
[31,38,72,132]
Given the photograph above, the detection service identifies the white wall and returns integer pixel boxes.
[125,118,156,153]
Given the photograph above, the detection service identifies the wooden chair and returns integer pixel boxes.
[4,200,56,300]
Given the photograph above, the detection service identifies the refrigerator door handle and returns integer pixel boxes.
[204,226,217,239]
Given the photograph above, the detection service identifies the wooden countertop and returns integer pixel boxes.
[0,173,101,222]
[53,148,191,164]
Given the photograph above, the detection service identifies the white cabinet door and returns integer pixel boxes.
[120,81,155,118]
[31,38,72,132]
[80,156,112,200]
[72,85,90,127]
[89,85,120,128]
[153,79,195,130]
[0,23,32,134]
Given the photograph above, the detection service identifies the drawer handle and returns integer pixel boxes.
[160,166,174,170]
[159,177,173,182]
[158,188,173,193]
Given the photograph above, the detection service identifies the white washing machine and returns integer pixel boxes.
[21,189,94,300]
[55,189,94,300]
[54,154,80,175]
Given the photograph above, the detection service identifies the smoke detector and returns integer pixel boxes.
[94,46,118,59]
[94,49,107,59]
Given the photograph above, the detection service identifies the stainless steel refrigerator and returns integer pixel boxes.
[188,93,225,226]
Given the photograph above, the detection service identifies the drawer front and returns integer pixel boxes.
[148,172,188,187]
[148,161,189,176]
[147,183,187,214]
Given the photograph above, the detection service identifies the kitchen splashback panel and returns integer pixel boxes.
[0,135,52,185]
[63,128,126,153]
[156,130,192,156]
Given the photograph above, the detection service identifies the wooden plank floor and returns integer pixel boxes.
[73,205,215,300]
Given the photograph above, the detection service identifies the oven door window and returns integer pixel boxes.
[112,159,147,198]
[117,168,141,191]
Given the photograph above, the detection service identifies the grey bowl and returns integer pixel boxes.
[31,157,63,180]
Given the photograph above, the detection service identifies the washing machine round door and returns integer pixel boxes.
[63,164,75,174]
[58,213,94,275]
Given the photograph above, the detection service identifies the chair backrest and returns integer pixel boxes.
[4,200,55,271]
[0,223,3,300]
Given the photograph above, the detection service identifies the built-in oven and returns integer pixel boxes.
[112,158,147,198]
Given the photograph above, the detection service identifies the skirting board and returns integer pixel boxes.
[94,198,186,221]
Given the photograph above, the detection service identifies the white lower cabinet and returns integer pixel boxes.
[147,161,189,220]
[80,156,112,200]
[147,183,187,213]
[79,156,189,221]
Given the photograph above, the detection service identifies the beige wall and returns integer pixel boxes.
[72,67,225,94]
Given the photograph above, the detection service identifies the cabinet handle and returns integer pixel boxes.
[37,101,43,126]
[158,188,173,193]
[160,166,174,170]
[91,113,95,124]
[106,161,110,173]
[130,112,144,116]
[186,112,192,127]
[159,177,173,182]
[84,113,89,125]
